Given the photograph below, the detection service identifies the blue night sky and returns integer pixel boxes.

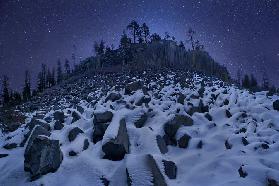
[1,0,279,90]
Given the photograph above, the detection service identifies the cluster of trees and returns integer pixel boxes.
[1,58,76,107]
[237,70,278,94]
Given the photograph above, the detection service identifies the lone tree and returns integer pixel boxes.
[187,28,196,50]
[22,70,31,101]
[242,74,250,89]
[57,59,63,83]
[64,59,71,78]
[142,23,150,43]
[2,75,10,106]
[127,20,139,43]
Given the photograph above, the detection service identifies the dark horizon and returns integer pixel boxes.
[1,0,279,91]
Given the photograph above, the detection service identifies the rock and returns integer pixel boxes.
[126,169,132,186]
[242,137,249,146]
[25,125,51,154]
[3,143,17,150]
[53,111,64,122]
[105,92,122,102]
[44,116,52,123]
[267,178,279,186]
[261,143,269,149]
[273,100,279,111]
[225,139,232,149]
[102,119,129,161]
[69,151,77,156]
[171,114,193,127]
[83,139,89,150]
[92,123,109,143]
[238,166,247,178]
[146,154,167,186]
[24,136,63,180]
[226,110,232,118]
[164,122,181,138]
[125,81,143,94]
[156,135,168,154]
[71,111,81,123]
[100,177,110,186]
[68,127,84,142]
[177,93,186,105]
[135,96,151,106]
[134,113,148,128]
[27,118,51,131]
[223,99,229,105]
[163,160,177,179]
[0,154,8,158]
[178,133,191,148]
[93,111,113,124]
[204,113,212,121]
[197,140,203,149]
[54,120,64,130]
[76,105,84,114]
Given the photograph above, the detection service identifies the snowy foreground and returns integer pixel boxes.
[1,70,279,186]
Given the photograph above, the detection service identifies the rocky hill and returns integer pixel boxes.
[0,68,279,186]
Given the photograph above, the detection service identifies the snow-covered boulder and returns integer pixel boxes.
[24,136,63,180]
[102,118,129,161]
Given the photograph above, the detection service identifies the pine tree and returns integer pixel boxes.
[250,74,258,89]
[57,59,63,83]
[2,75,10,106]
[64,59,71,78]
[142,23,150,43]
[242,74,250,89]
[187,28,196,50]
[127,20,139,43]
[22,70,31,101]
[262,70,269,90]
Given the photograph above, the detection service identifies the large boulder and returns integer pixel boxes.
[177,93,186,105]
[156,135,168,154]
[27,118,51,131]
[125,81,143,95]
[178,133,191,148]
[102,119,129,161]
[163,114,193,146]
[273,100,279,111]
[93,111,113,124]
[105,92,122,102]
[92,123,109,143]
[54,120,64,130]
[68,127,84,142]
[163,160,177,179]
[53,111,64,122]
[24,125,51,154]
[135,96,151,106]
[134,113,148,128]
[146,154,167,186]
[71,111,81,123]
[24,136,63,180]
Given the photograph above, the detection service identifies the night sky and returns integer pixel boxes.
[1,0,279,90]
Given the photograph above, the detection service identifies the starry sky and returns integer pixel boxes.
[1,0,279,90]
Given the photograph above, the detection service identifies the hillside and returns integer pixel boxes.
[0,68,279,185]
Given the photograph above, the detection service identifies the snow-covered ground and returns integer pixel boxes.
[0,70,279,186]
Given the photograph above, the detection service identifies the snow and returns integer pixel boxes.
[1,71,279,185]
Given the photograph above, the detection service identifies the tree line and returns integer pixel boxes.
[1,58,76,107]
